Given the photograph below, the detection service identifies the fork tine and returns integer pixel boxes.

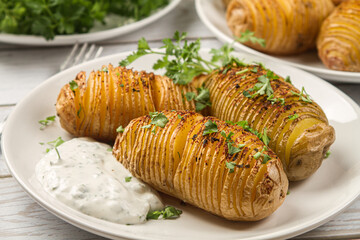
[94,46,103,59]
[60,42,79,71]
[82,44,96,62]
[73,42,89,66]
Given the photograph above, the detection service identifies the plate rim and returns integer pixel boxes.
[0,0,181,46]
[194,0,360,83]
[3,50,360,240]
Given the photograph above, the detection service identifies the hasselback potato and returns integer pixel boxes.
[317,0,360,72]
[113,110,288,221]
[195,64,335,181]
[56,64,196,142]
[226,0,335,55]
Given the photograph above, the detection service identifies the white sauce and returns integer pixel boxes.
[35,137,164,224]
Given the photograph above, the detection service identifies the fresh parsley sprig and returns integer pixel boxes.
[291,87,312,103]
[142,112,169,134]
[203,120,218,136]
[120,31,218,85]
[38,115,56,130]
[147,206,182,220]
[235,30,266,48]
[185,86,211,111]
[40,136,65,160]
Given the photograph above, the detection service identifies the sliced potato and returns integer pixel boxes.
[201,64,335,181]
[317,0,360,72]
[226,0,334,55]
[56,64,197,142]
[113,110,288,221]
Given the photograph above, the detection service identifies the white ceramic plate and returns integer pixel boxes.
[195,0,360,83]
[0,0,180,46]
[3,50,360,240]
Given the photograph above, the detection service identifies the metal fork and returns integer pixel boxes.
[60,42,103,71]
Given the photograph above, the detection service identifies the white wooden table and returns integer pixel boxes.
[1,0,360,239]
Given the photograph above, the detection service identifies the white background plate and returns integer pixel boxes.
[195,0,360,83]
[0,0,180,46]
[3,50,360,240]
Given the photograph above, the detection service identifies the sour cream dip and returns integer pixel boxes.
[35,137,164,224]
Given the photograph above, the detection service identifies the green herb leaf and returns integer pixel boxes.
[203,120,218,136]
[291,87,312,103]
[69,80,78,92]
[235,30,266,48]
[116,125,125,133]
[125,176,132,182]
[147,206,182,220]
[325,151,331,159]
[288,113,299,120]
[225,161,236,173]
[149,112,169,128]
[236,68,249,75]
[285,76,292,84]
[185,92,196,101]
[39,115,56,129]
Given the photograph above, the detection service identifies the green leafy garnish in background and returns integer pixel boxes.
[0,0,169,40]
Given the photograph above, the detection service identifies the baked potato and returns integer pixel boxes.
[56,64,196,142]
[113,110,288,221]
[194,64,335,181]
[317,0,360,72]
[332,0,347,5]
[226,0,335,55]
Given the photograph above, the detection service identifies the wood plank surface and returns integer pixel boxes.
[0,0,360,239]
[1,176,360,240]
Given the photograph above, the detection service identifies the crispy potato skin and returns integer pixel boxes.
[317,0,360,72]
[113,110,288,221]
[56,64,196,142]
[200,65,335,181]
[226,0,334,55]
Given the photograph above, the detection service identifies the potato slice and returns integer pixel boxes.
[113,110,288,221]
[226,0,334,55]
[203,65,335,181]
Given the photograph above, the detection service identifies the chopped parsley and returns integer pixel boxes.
[253,147,271,164]
[236,68,249,75]
[142,112,169,134]
[69,80,78,92]
[102,67,108,72]
[77,103,82,118]
[38,115,56,129]
[203,120,218,136]
[46,137,65,159]
[235,30,266,48]
[225,161,236,173]
[221,130,245,157]
[285,76,292,84]
[125,176,132,182]
[325,151,331,159]
[233,120,270,146]
[116,125,125,133]
[146,206,182,220]
[107,147,113,152]
[288,113,299,120]
[149,112,169,128]
[291,87,312,103]
[185,87,211,112]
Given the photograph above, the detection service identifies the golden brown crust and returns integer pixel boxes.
[202,65,335,181]
[317,0,360,72]
[56,65,197,142]
[226,0,334,55]
[113,110,288,221]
